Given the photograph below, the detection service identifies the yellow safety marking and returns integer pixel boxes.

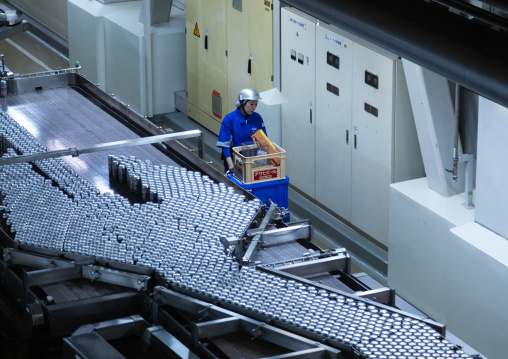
[193,23,200,38]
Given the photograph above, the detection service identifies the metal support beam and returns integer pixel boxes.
[0,20,28,41]
[257,224,312,247]
[23,267,81,300]
[192,317,241,346]
[0,130,204,166]
[355,287,396,306]
[401,59,464,197]
[276,255,348,277]
[153,288,341,357]
[63,332,126,359]
[82,265,150,291]
[72,315,150,340]
[263,348,330,359]
[221,204,308,266]
[4,248,77,269]
[145,326,200,359]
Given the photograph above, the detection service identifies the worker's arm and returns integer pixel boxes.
[225,156,234,172]
[217,116,235,173]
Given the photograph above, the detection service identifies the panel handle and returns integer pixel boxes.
[346,130,349,145]
[310,109,312,124]
[354,134,357,149]
[248,59,251,74]
[205,35,208,50]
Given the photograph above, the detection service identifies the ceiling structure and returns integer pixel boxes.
[282,0,508,108]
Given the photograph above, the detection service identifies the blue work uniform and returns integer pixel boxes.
[216,108,267,172]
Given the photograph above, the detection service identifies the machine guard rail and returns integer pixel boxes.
[0,130,205,166]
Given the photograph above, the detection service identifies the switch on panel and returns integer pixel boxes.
[326,51,340,69]
[291,49,296,61]
[364,102,378,117]
[327,82,339,96]
[364,70,378,89]
[298,53,304,64]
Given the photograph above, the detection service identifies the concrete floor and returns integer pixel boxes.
[0,31,69,74]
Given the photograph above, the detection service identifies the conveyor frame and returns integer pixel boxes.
[152,287,342,359]
[0,69,477,358]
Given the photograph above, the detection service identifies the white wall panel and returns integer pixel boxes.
[281,8,316,197]
[351,44,395,245]
[475,96,508,239]
[389,178,506,359]
[315,24,353,220]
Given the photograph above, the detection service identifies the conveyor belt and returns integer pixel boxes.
[255,241,316,264]
[40,280,125,304]
[1,86,178,194]
[209,334,289,358]
[0,79,478,358]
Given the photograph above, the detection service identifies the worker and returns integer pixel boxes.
[216,88,267,173]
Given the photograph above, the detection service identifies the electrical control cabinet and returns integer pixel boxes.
[186,0,273,135]
[280,8,317,197]
[350,42,399,244]
[282,6,423,246]
[315,25,354,221]
[227,0,274,111]
[186,0,228,134]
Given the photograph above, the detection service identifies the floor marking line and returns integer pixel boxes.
[5,38,52,71]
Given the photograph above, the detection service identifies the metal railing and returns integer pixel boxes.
[0,130,205,166]
[13,64,82,79]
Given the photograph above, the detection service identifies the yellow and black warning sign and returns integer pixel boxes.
[193,23,200,37]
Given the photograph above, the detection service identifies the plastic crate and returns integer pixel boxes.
[232,143,286,184]
[230,175,289,212]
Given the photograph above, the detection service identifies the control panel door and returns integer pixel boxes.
[281,8,316,197]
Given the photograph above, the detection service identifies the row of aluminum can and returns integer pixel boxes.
[0,112,478,359]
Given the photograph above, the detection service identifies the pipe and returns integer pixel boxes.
[143,0,154,118]
[460,154,475,209]
[431,0,508,31]
[452,83,460,182]
[0,130,204,166]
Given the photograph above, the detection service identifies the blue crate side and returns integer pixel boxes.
[230,175,289,209]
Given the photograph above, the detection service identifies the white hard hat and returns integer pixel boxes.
[236,88,261,107]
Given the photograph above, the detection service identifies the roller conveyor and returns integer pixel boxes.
[1,86,179,194]
[0,72,479,359]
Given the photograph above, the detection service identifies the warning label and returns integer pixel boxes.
[193,23,200,37]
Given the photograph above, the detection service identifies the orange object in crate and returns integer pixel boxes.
[232,142,286,184]
[250,129,281,166]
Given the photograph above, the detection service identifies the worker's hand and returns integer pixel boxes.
[226,157,234,174]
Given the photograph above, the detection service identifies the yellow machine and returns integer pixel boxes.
[186,0,273,135]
